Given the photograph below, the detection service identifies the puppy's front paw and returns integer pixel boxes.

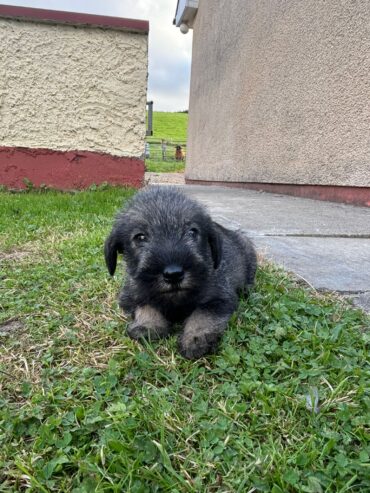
[177,331,220,360]
[127,323,168,341]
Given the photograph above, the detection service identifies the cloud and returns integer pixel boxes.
[4,0,193,111]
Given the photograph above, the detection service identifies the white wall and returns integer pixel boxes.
[0,18,148,157]
[186,0,370,186]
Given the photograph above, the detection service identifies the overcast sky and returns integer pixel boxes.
[4,0,193,111]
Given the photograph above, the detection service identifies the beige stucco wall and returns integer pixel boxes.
[186,0,370,186]
[0,19,148,157]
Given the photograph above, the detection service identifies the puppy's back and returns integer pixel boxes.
[214,223,257,292]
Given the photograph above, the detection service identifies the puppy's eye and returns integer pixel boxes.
[133,233,147,242]
[188,228,199,238]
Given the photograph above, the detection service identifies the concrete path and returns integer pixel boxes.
[180,185,370,312]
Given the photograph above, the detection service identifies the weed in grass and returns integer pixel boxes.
[0,188,369,492]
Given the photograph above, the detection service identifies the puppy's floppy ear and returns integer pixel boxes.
[104,230,123,276]
[208,223,222,269]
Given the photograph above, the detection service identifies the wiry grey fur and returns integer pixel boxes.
[104,186,257,359]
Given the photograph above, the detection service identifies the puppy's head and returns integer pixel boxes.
[104,187,221,299]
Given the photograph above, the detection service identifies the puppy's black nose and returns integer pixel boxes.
[163,264,184,284]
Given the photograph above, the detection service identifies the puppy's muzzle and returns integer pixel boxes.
[163,264,185,285]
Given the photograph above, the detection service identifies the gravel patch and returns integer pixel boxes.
[145,172,185,185]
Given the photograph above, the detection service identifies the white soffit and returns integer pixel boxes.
[174,0,199,29]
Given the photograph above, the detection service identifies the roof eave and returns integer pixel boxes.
[173,0,199,29]
[0,4,149,34]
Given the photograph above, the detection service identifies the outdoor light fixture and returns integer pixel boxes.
[179,22,189,34]
[174,0,198,32]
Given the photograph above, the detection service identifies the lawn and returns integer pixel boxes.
[146,112,188,173]
[147,112,188,142]
[0,188,369,492]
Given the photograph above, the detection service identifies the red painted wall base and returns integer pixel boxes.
[185,179,370,207]
[0,146,145,189]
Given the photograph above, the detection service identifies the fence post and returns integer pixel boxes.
[146,101,153,136]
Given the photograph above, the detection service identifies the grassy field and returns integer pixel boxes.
[146,112,188,173]
[147,111,188,142]
[1,188,369,492]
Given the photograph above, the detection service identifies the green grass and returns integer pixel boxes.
[145,112,188,173]
[147,112,188,142]
[1,188,369,492]
[145,160,185,174]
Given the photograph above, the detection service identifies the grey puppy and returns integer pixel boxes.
[104,186,257,359]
